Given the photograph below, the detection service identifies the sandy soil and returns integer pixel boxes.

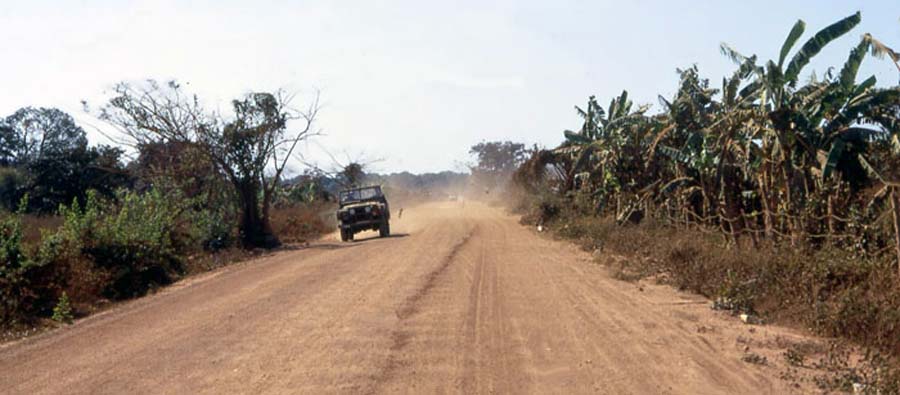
[0,202,822,394]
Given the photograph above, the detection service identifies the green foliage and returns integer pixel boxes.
[0,167,25,212]
[340,163,366,188]
[516,17,900,380]
[469,141,528,190]
[1,182,254,324]
[778,20,806,69]
[100,81,317,249]
[57,189,186,299]
[23,145,132,213]
[0,107,132,214]
[51,292,73,324]
[784,12,861,85]
[192,206,233,252]
[0,206,31,322]
[839,38,870,91]
[531,12,900,260]
[0,197,63,323]
[1,107,88,166]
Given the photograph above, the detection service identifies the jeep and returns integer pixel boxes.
[336,185,390,241]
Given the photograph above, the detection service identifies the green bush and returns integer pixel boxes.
[0,200,64,323]
[192,206,233,252]
[57,189,186,300]
[0,210,31,322]
[0,167,25,211]
[1,186,245,324]
[51,292,73,324]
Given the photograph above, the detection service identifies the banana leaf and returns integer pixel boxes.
[778,20,806,69]
[784,12,861,85]
[564,129,592,144]
[822,139,845,180]
[839,38,870,92]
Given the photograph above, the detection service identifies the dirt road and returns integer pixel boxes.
[0,202,818,394]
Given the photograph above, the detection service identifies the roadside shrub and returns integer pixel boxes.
[270,204,332,243]
[0,209,32,323]
[51,292,73,324]
[0,201,65,323]
[57,189,185,300]
[192,206,233,252]
[35,229,102,308]
[518,191,564,226]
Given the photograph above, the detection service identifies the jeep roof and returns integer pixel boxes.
[339,186,384,206]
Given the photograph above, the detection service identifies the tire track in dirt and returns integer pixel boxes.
[366,226,477,394]
[459,221,528,394]
[394,227,476,321]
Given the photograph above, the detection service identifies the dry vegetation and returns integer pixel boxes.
[269,204,335,244]
[0,83,336,335]
[513,11,900,392]
[516,195,900,392]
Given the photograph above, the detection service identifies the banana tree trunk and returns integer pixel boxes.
[758,173,773,239]
[723,175,743,246]
[782,161,799,246]
[891,187,900,275]
[826,193,836,245]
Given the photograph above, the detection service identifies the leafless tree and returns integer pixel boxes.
[98,80,320,248]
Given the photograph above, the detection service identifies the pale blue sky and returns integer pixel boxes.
[1,0,898,174]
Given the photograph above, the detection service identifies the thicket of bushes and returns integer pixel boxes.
[0,202,60,324]
[1,190,199,322]
[0,186,333,326]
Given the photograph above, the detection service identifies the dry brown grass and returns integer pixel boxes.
[270,203,335,244]
[517,194,900,391]
[21,214,62,245]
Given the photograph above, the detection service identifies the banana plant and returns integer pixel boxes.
[536,11,900,255]
[559,91,649,193]
[715,13,862,228]
[778,32,900,191]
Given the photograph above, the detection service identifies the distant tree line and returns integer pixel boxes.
[469,140,528,192]
[0,107,131,213]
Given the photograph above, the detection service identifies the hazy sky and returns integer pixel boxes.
[2,0,898,174]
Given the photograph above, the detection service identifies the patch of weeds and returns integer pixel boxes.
[51,292,73,324]
[784,347,806,367]
[742,352,768,365]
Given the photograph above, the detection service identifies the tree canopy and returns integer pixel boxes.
[99,80,319,248]
[1,107,88,166]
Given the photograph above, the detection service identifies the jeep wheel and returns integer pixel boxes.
[379,221,390,238]
[340,229,352,242]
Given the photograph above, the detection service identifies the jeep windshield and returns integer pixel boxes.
[340,187,382,204]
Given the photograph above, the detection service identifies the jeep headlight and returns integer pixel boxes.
[365,206,371,213]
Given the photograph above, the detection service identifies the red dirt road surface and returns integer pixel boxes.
[0,202,820,394]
